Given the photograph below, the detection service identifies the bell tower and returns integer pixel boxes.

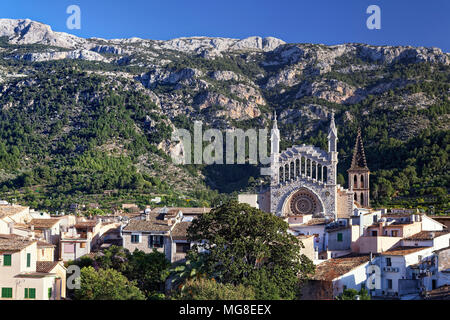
[348,128,370,207]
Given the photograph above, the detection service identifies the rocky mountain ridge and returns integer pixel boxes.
[0,18,448,211]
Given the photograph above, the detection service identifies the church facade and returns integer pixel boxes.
[239,112,370,220]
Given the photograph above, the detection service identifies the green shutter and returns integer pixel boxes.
[25,288,28,299]
[2,287,12,298]
[3,254,11,266]
[29,288,36,299]
[48,288,52,299]
[337,233,343,242]
[27,253,31,267]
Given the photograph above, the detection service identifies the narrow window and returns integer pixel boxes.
[337,233,343,242]
[386,257,392,267]
[387,279,392,289]
[27,253,31,267]
[48,288,52,299]
[3,254,11,266]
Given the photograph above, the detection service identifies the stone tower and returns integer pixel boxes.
[348,128,370,207]
[270,111,280,185]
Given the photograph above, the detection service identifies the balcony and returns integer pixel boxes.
[383,266,399,272]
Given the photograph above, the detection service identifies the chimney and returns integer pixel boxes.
[8,222,14,234]
[145,212,150,221]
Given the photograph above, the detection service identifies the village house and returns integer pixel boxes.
[0,234,65,300]
[300,254,372,299]
[122,207,209,263]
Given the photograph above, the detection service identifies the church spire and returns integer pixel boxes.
[350,127,368,170]
[328,111,338,153]
[270,110,280,155]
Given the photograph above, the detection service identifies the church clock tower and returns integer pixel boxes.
[348,128,370,207]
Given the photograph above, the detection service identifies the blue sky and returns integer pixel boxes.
[1,0,449,51]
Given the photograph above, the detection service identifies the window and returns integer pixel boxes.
[24,288,36,299]
[176,243,190,253]
[27,253,31,267]
[149,235,164,248]
[80,243,86,249]
[391,230,398,237]
[371,231,377,237]
[386,257,392,266]
[131,234,140,243]
[387,279,392,289]
[373,215,377,223]
[48,288,52,299]
[1,288,12,298]
[64,244,75,253]
[3,254,11,266]
[337,233,343,242]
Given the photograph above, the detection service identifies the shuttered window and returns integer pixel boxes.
[27,253,31,267]
[48,288,52,299]
[3,254,11,266]
[337,233,343,242]
[1,288,12,298]
[25,288,36,299]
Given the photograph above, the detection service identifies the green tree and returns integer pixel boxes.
[336,288,371,300]
[177,278,256,300]
[75,267,145,300]
[187,201,315,300]
[124,249,171,298]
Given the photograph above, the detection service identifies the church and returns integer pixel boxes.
[239,112,370,220]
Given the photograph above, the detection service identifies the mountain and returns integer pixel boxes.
[0,19,448,213]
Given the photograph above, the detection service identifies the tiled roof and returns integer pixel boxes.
[302,218,329,226]
[424,285,450,300]
[312,254,371,281]
[152,207,211,215]
[37,240,55,248]
[0,204,28,218]
[30,219,60,229]
[381,246,429,256]
[123,217,171,232]
[0,234,36,253]
[36,261,59,273]
[75,221,98,228]
[171,222,191,240]
[404,231,449,241]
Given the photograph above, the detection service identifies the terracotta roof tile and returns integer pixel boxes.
[404,231,449,241]
[30,219,60,229]
[381,246,429,256]
[36,261,59,273]
[0,234,36,253]
[312,254,371,281]
[0,204,28,218]
[171,222,191,240]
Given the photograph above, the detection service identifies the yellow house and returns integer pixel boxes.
[0,234,65,300]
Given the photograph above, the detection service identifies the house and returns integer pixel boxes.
[0,234,65,300]
[289,217,330,257]
[37,241,56,262]
[0,204,32,234]
[296,234,315,261]
[29,218,61,246]
[59,220,100,261]
[373,246,435,298]
[300,254,372,299]
[122,208,209,263]
[401,231,450,251]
